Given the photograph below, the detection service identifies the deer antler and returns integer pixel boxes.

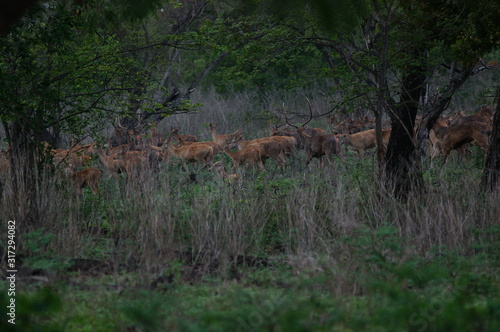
[282,98,314,129]
[115,118,125,129]
[280,102,297,129]
[302,97,314,128]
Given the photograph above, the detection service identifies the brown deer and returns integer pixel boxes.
[429,117,452,164]
[209,161,240,185]
[70,167,101,195]
[144,144,170,166]
[297,128,344,168]
[121,150,147,176]
[170,126,198,143]
[166,138,215,173]
[449,105,494,127]
[339,129,391,159]
[265,132,297,156]
[434,121,491,164]
[79,143,97,154]
[107,120,142,148]
[170,127,221,154]
[107,143,135,155]
[271,125,301,144]
[53,150,92,170]
[329,113,376,134]
[223,138,266,170]
[209,123,241,146]
[97,148,126,177]
[280,98,327,150]
[234,135,287,170]
[273,125,322,151]
[144,127,167,147]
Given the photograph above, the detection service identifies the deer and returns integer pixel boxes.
[170,126,198,143]
[449,105,494,127]
[170,127,221,154]
[223,138,266,171]
[144,126,167,147]
[271,125,302,146]
[266,132,298,156]
[434,121,491,164]
[328,112,376,134]
[429,117,453,164]
[107,143,135,155]
[166,137,215,173]
[209,161,240,185]
[337,117,376,134]
[143,144,170,167]
[120,150,147,176]
[279,98,327,150]
[208,123,241,146]
[297,128,344,168]
[233,134,287,170]
[97,148,126,177]
[107,119,142,149]
[339,129,391,159]
[53,149,92,170]
[70,167,102,195]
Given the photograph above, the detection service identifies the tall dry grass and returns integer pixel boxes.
[1,88,497,283]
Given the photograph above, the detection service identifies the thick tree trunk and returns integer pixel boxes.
[481,89,500,191]
[385,51,426,198]
[384,103,419,197]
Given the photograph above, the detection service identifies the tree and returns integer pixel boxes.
[105,0,232,145]
[481,88,500,191]
[216,0,500,197]
[0,0,162,225]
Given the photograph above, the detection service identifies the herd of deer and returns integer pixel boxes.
[0,105,495,195]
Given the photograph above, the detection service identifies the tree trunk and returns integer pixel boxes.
[385,51,426,198]
[481,88,500,191]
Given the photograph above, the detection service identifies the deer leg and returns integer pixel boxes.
[442,150,450,165]
[318,156,325,170]
[305,153,313,166]
[182,161,190,173]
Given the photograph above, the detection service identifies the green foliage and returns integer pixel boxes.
[22,236,498,331]
[119,291,165,331]
[0,0,133,143]
[22,228,56,255]
[0,286,63,332]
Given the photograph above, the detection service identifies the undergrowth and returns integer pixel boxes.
[1,134,499,331]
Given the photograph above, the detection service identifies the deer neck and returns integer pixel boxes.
[236,139,248,149]
[97,150,110,165]
[210,128,218,142]
[168,142,181,156]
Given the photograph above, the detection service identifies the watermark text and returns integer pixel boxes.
[6,220,17,325]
